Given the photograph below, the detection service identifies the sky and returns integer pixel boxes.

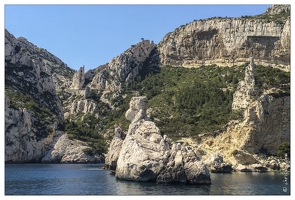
[3,3,276,72]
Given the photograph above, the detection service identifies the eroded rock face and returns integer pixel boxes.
[69,99,98,115]
[5,100,47,162]
[42,133,104,163]
[5,29,67,162]
[70,66,85,89]
[104,127,125,170]
[114,96,211,184]
[5,30,64,118]
[88,40,159,92]
[157,5,290,71]
[232,57,256,110]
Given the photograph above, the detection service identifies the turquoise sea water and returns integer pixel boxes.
[5,163,290,195]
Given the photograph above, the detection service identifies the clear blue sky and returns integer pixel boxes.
[5,4,272,72]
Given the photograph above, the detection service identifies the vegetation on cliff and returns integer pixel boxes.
[65,63,289,149]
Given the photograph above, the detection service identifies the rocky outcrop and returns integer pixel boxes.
[265,4,290,15]
[5,96,52,162]
[157,5,290,71]
[207,153,233,173]
[42,133,104,163]
[114,96,211,184]
[69,99,98,115]
[104,127,125,170]
[232,57,256,110]
[88,39,159,92]
[70,66,85,89]
[196,80,290,167]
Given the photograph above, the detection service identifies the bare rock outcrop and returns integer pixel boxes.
[207,153,233,173]
[69,99,98,115]
[88,39,158,92]
[70,66,85,89]
[114,96,211,184]
[42,133,104,163]
[104,127,125,170]
[232,57,256,110]
[158,5,290,71]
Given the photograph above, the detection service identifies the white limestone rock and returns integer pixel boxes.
[70,66,85,89]
[42,133,103,163]
[114,96,211,184]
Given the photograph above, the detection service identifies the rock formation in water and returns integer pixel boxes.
[114,96,211,184]
[104,127,125,171]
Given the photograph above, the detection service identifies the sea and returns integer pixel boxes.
[5,163,290,195]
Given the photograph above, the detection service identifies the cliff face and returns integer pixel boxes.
[158,5,290,71]
[5,30,66,162]
[5,30,100,163]
[232,57,256,110]
[197,93,290,166]
[195,57,290,167]
[87,39,159,92]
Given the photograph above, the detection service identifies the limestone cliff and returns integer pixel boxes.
[196,92,290,168]
[5,29,100,163]
[42,133,104,163]
[158,5,290,71]
[88,39,159,92]
[5,29,66,162]
[195,57,290,168]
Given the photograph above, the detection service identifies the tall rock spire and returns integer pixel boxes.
[70,66,85,89]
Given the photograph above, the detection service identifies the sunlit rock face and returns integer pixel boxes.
[158,5,290,71]
[115,96,211,184]
[88,39,159,92]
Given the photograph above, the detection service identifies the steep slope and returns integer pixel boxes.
[157,5,290,71]
[5,29,101,163]
[87,39,159,92]
[194,58,290,167]
[5,29,68,162]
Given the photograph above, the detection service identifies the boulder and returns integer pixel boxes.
[209,153,233,173]
[235,164,253,172]
[251,164,268,172]
[233,150,257,165]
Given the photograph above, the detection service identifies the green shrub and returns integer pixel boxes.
[277,142,290,158]
[82,148,94,156]
[232,150,239,156]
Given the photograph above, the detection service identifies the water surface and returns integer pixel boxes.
[5,163,290,195]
